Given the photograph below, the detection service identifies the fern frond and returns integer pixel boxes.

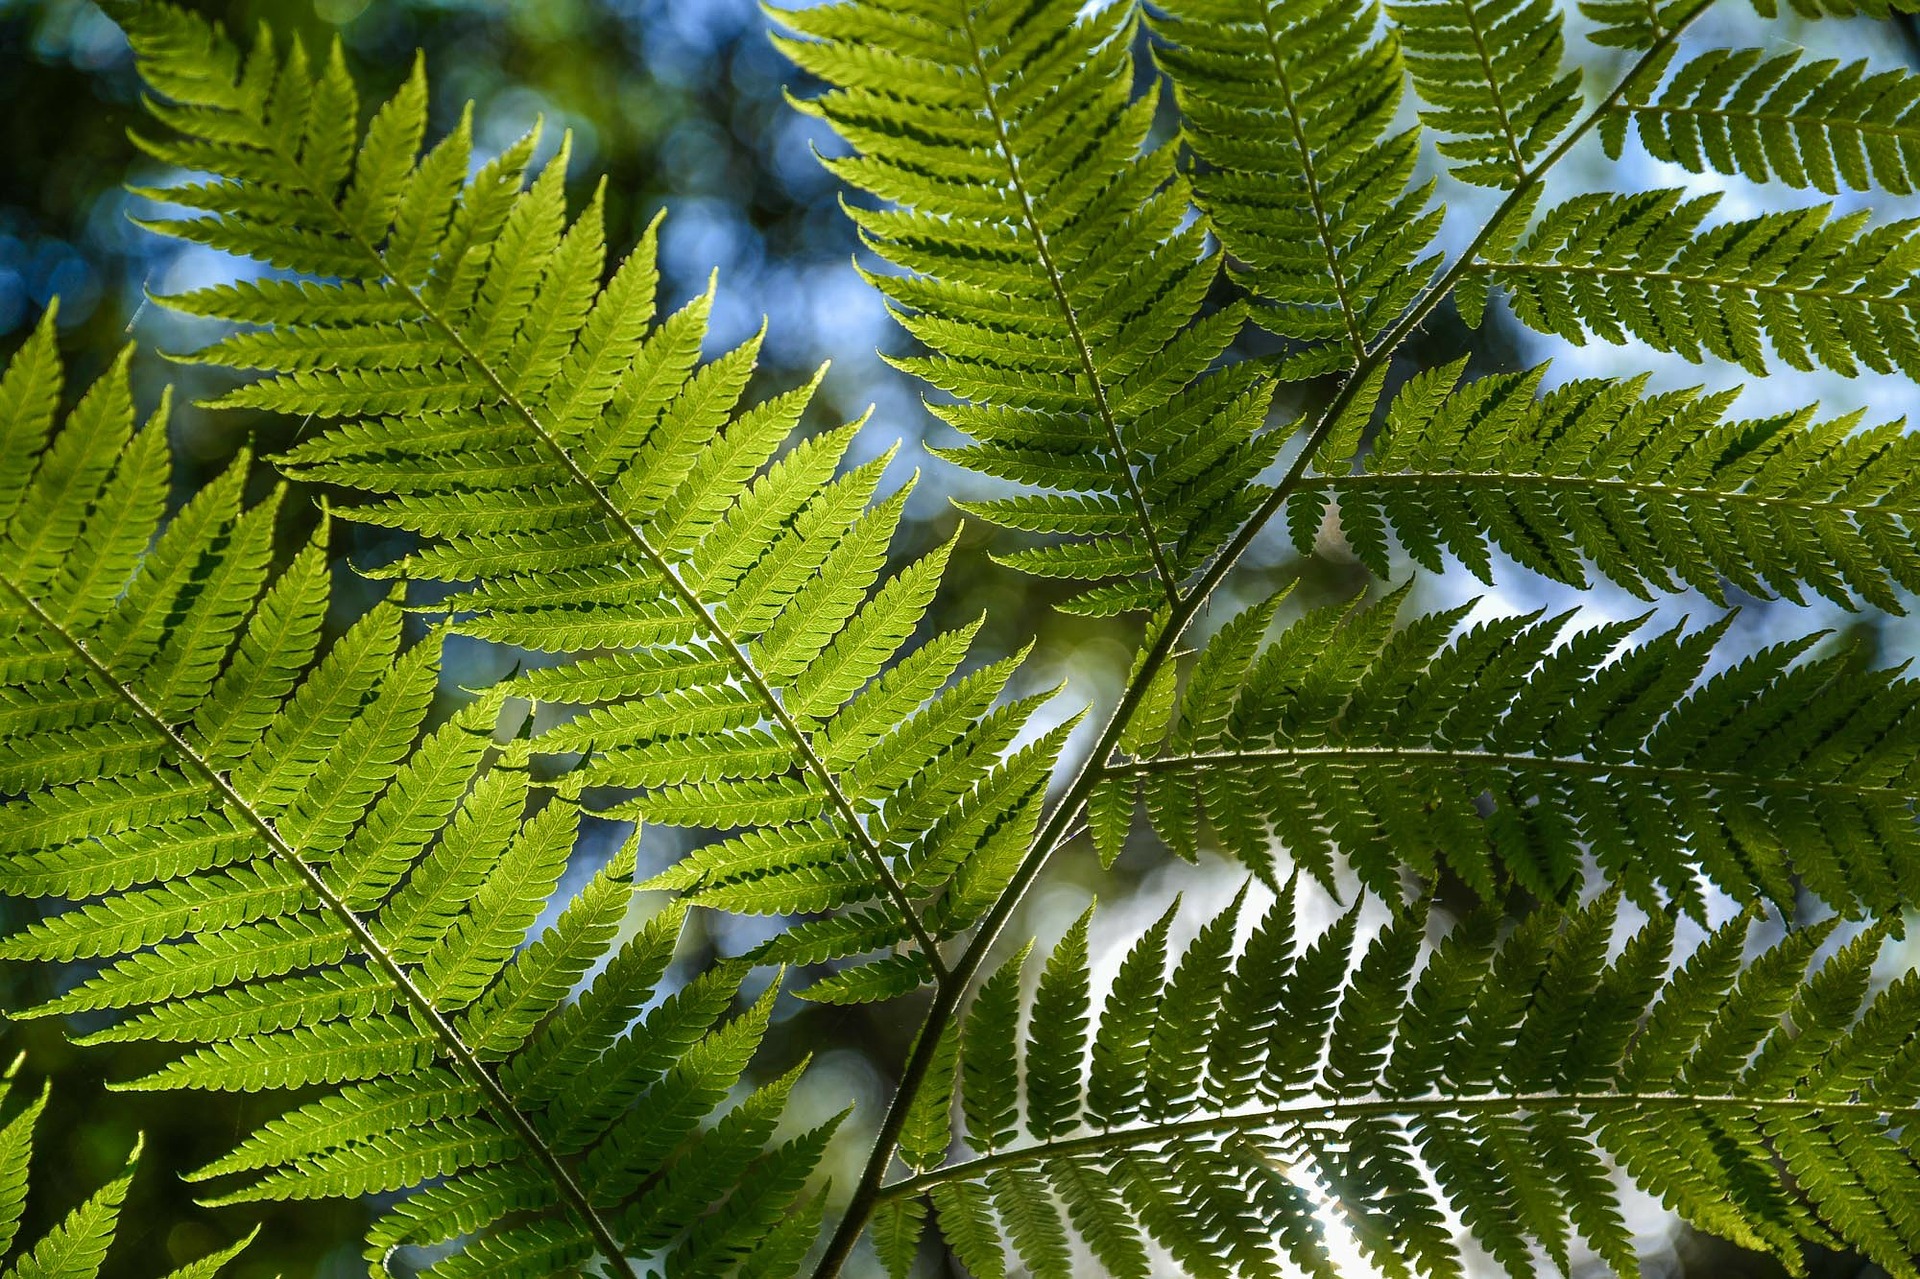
[1462,189,1920,378]
[0,1057,255,1279]
[1577,0,1707,49]
[774,0,1276,615]
[1148,0,1444,378]
[1387,0,1584,187]
[888,890,1920,1279]
[0,321,827,1277]
[1286,359,1920,610]
[1096,584,1920,916]
[112,1,1066,997]
[1603,48,1920,194]
[1746,0,1920,21]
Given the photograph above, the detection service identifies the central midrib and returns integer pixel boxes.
[1122,743,1897,802]
[1297,467,1903,515]
[954,4,1184,609]
[877,1088,1920,1197]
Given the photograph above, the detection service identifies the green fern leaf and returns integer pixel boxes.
[1088,902,1178,1129]
[1388,0,1584,186]
[1286,358,1920,609]
[37,7,1920,1279]
[774,0,1279,613]
[1149,0,1443,376]
[0,320,825,1277]
[1603,48,1920,194]
[114,1,1065,998]
[1024,906,1092,1142]
[963,943,1031,1154]
[1465,189,1920,378]
[1105,585,1920,916]
[888,892,1920,1279]
[900,1020,962,1177]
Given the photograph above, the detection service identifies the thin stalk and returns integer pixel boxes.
[1296,469,1904,515]
[1120,744,1888,795]
[1466,257,1915,305]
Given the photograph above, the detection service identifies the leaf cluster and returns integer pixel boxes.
[7,0,1920,1276]
[898,889,1920,1279]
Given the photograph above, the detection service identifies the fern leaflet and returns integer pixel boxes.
[881,889,1920,1279]
[775,0,1275,616]
[1388,0,1584,187]
[0,317,827,1278]
[1603,48,1920,194]
[1287,358,1920,610]
[1462,188,1920,378]
[1147,0,1444,379]
[1093,584,1920,916]
[113,2,1070,1003]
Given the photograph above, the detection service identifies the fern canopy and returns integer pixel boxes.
[9,1,1920,1277]
[885,889,1920,1279]
[0,317,828,1277]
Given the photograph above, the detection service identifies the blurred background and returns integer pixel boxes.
[2,0,1918,1275]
